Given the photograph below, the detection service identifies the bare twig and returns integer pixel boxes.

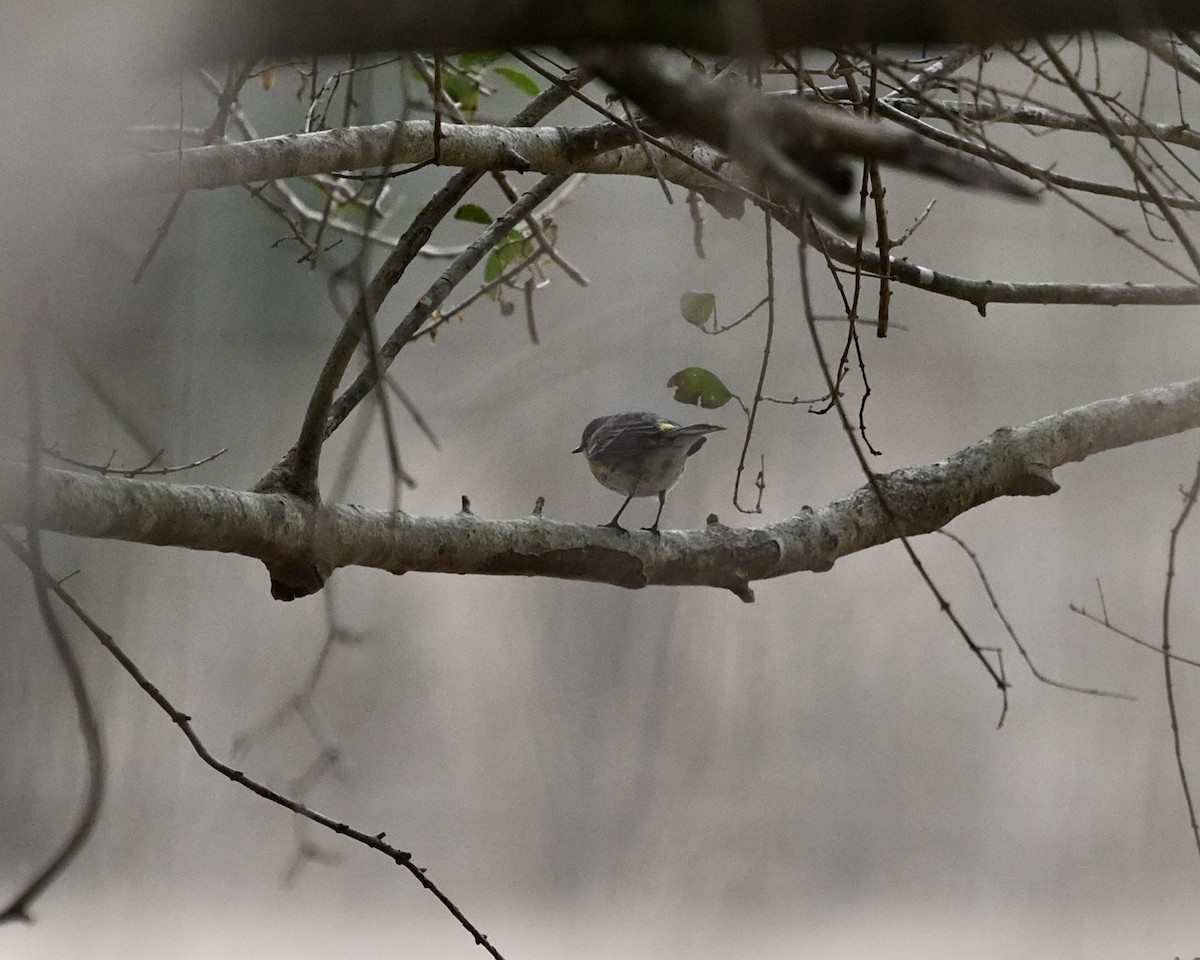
[938,530,1134,701]
[40,446,227,478]
[1161,459,1200,858]
[798,227,1010,717]
[733,208,775,514]
[0,348,105,925]
[1,535,507,957]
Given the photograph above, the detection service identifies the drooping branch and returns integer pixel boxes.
[575,46,1036,209]
[6,378,1200,603]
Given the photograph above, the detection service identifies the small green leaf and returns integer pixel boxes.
[680,291,717,327]
[667,367,733,409]
[484,250,503,284]
[456,51,504,70]
[442,73,480,118]
[484,230,536,299]
[493,66,540,96]
[494,230,534,269]
[455,203,493,224]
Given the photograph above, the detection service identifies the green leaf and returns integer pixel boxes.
[494,229,534,269]
[455,203,493,224]
[483,230,536,300]
[492,66,540,96]
[667,367,733,409]
[442,72,480,118]
[484,250,502,284]
[456,51,504,70]
[680,291,716,327]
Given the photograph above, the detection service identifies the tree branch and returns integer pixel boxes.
[183,0,1200,64]
[802,216,1200,309]
[123,120,653,194]
[6,378,1200,602]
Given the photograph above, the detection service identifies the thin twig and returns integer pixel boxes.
[1069,602,1200,670]
[938,530,1134,701]
[40,446,227,477]
[1161,458,1200,858]
[733,207,774,514]
[798,227,1010,720]
[1039,39,1200,282]
[3,535,507,958]
[0,345,106,925]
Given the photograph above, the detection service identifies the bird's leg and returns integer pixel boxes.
[641,491,667,536]
[603,494,635,534]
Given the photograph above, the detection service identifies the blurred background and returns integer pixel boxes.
[1,12,1198,959]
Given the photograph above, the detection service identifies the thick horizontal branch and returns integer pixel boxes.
[122,120,728,195]
[6,379,1200,602]
[123,93,1032,209]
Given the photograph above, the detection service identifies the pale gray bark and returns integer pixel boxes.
[8,378,1200,603]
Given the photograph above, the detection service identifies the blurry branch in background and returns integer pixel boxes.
[126,51,1035,227]
[0,529,105,926]
[48,324,163,458]
[235,398,403,879]
[133,61,257,283]
[250,70,588,598]
[7,378,1200,605]
[0,359,105,926]
[0,536,508,959]
[572,44,1036,231]
[122,39,1200,314]
[881,97,1200,158]
[1039,38,1200,278]
[183,0,1200,62]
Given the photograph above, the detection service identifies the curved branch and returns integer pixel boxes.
[803,216,1200,309]
[6,379,1200,602]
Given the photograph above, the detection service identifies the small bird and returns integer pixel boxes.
[573,412,724,534]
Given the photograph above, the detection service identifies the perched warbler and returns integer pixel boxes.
[572,412,724,533]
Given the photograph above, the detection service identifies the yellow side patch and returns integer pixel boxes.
[658,421,680,431]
